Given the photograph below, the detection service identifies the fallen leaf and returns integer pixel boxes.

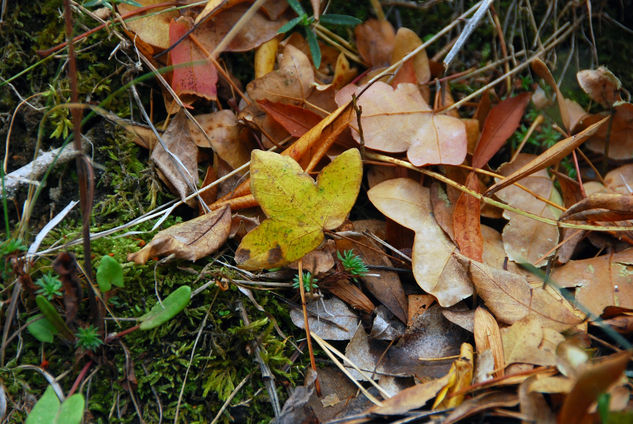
[469,261,583,331]
[519,376,556,424]
[486,116,609,195]
[338,82,467,166]
[443,391,518,424]
[605,163,633,193]
[290,297,359,340]
[324,278,376,314]
[558,351,632,423]
[194,3,286,53]
[247,44,315,107]
[549,249,633,316]
[354,19,395,67]
[118,0,177,53]
[560,192,633,221]
[391,27,430,85]
[433,343,474,409]
[577,66,621,107]
[235,148,362,270]
[257,99,322,137]
[472,92,532,169]
[369,375,449,416]
[531,58,571,132]
[187,110,250,169]
[368,178,473,307]
[127,206,231,264]
[495,154,562,266]
[169,17,218,104]
[584,102,633,160]
[453,173,483,261]
[474,307,504,378]
[501,316,563,366]
[150,111,199,206]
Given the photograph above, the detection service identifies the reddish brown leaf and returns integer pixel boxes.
[472,92,531,168]
[453,172,483,261]
[169,17,218,104]
[257,99,322,137]
[584,102,633,160]
[354,19,395,67]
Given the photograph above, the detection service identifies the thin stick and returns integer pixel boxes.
[210,373,253,424]
[298,259,321,396]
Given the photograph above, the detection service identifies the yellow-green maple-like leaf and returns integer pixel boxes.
[235,148,362,270]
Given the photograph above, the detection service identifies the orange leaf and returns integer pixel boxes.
[472,92,531,169]
[257,99,322,137]
[453,172,483,261]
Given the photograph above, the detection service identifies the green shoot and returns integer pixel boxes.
[35,272,63,300]
[75,325,103,351]
[337,250,369,278]
[292,271,318,292]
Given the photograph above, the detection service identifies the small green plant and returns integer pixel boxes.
[25,386,84,424]
[278,0,361,68]
[35,272,63,300]
[75,325,103,351]
[292,271,318,292]
[96,255,124,292]
[337,250,369,279]
[0,238,26,279]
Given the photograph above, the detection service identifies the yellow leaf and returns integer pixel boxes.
[235,148,362,270]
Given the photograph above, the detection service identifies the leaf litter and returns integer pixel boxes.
[13,1,633,423]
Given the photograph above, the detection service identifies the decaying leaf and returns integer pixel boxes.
[169,17,218,104]
[354,19,395,67]
[473,307,504,378]
[338,82,467,166]
[247,44,315,107]
[369,374,449,416]
[495,154,563,266]
[584,102,633,160]
[235,148,362,270]
[469,261,583,331]
[151,111,199,206]
[501,316,564,366]
[118,0,177,53]
[290,297,359,341]
[549,248,633,316]
[127,206,231,264]
[368,178,473,307]
[577,66,621,107]
[432,343,474,409]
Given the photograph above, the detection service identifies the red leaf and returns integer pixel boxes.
[169,17,218,104]
[453,172,483,261]
[257,99,322,137]
[472,92,531,169]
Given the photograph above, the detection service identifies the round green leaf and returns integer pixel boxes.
[27,314,58,343]
[55,394,84,424]
[139,285,191,330]
[26,386,60,424]
[96,255,124,292]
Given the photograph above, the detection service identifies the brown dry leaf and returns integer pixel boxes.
[290,297,359,341]
[486,116,609,195]
[354,19,395,67]
[118,0,177,53]
[430,182,455,241]
[584,102,633,160]
[453,173,483,261]
[519,376,556,424]
[123,123,158,150]
[495,154,563,266]
[247,44,315,106]
[367,178,473,307]
[194,4,285,53]
[325,279,376,314]
[443,391,519,424]
[345,305,469,380]
[127,206,231,264]
[408,294,435,326]
[558,351,632,423]
[391,27,430,85]
[480,225,521,274]
[151,111,199,206]
[369,375,450,416]
[605,163,633,193]
[501,316,564,366]
[188,110,251,170]
[531,58,571,132]
[577,66,622,107]
[344,221,408,323]
[469,261,584,331]
[560,192,633,221]
[338,82,467,166]
[474,307,504,378]
[549,248,633,316]
[257,99,322,137]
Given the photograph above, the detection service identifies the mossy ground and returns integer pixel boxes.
[1,1,633,423]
